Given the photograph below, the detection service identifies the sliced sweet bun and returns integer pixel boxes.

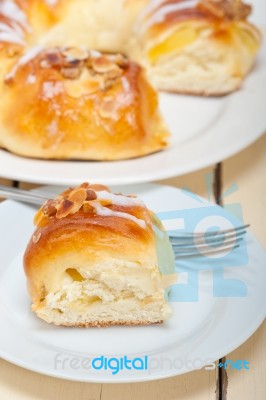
[0,46,169,159]
[129,0,262,96]
[24,183,175,327]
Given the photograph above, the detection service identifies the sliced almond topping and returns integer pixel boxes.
[78,182,90,189]
[56,199,75,219]
[68,188,87,203]
[61,67,82,79]
[86,189,97,201]
[112,53,128,68]
[105,67,123,81]
[42,199,57,217]
[89,184,111,192]
[91,56,121,74]
[45,49,63,66]
[199,0,251,20]
[62,47,89,62]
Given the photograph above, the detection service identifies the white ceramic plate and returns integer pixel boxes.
[0,1,266,186]
[0,183,265,383]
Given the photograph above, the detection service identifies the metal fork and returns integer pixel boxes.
[0,184,248,258]
[169,225,248,258]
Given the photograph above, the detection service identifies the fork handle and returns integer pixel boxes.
[0,185,47,205]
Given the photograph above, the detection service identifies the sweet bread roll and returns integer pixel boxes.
[24,183,175,327]
[129,0,261,95]
[0,47,169,160]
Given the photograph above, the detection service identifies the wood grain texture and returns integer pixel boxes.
[0,361,101,400]
[222,135,266,400]
[222,135,266,247]
[100,370,217,400]
[159,166,215,202]
[224,321,266,400]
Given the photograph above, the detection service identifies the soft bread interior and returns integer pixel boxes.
[128,16,261,95]
[34,259,172,326]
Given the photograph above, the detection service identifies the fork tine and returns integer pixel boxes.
[169,224,249,240]
[172,237,244,253]
[175,244,240,258]
[169,225,250,244]
[171,230,246,248]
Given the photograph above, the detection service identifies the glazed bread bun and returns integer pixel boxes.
[0,0,168,160]
[24,183,176,327]
[0,47,169,159]
[129,0,261,96]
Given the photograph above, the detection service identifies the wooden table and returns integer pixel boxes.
[0,135,265,400]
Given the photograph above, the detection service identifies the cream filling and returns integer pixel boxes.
[44,275,166,314]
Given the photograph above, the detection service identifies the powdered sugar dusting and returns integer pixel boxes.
[26,74,36,84]
[42,81,64,99]
[47,120,58,135]
[121,76,131,93]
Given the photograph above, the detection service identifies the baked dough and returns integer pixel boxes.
[0,0,168,160]
[23,183,176,327]
[0,47,169,159]
[0,0,262,159]
[128,0,261,95]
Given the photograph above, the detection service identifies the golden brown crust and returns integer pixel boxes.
[23,182,174,327]
[0,46,169,160]
[23,183,155,301]
[143,0,258,40]
[0,0,169,160]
